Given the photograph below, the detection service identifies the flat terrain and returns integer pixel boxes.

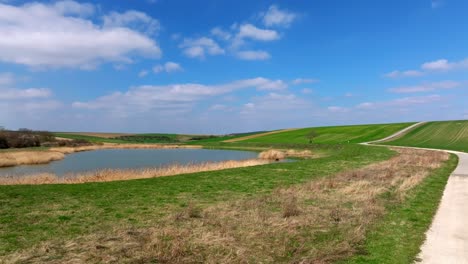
[381,120,468,152]
[238,123,415,144]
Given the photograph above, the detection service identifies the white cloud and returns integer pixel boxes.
[421,59,452,71]
[356,94,442,110]
[384,70,424,78]
[73,77,289,114]
[262,5,297,27]
[53,0,95,16]
[387,58,468,78]
[389,81,460,93]
[211,27,232,41]
[138,70,148,77]
[153,62,183,73]
[237,24,280,41]
[0,88,52,100]
[0,73,14,86]
[179,37,224,59]
[0,1,161,69]
[328,106,349,113]
[236,50,271,60]
[301,88,313,94]
[103,10,161,35]
[292,78,320,85]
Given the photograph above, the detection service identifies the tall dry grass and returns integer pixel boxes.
[0,151,65,168]
[0,159,270,185]
[3,148,449,263]
[259,149,313,160]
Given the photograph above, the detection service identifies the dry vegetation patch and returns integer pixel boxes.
[3,148,449,263]
[0,159,270,185]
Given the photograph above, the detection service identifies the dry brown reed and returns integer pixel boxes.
[0,151,65,168]
[3,148,450,263]
[0,159,270,185]
[258,149,286,160]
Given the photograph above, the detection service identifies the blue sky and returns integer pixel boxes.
[0,0,467,133]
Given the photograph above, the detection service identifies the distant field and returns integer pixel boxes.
[57,132,134,138]
[238,123,415,144]
[381,120,468,152]
[55,132,266,144]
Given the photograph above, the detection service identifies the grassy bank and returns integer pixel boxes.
[0,143,455,263]
[0,144,392,257]
[381,120,468,152]
[238,123,415,144]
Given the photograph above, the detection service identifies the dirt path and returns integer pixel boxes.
[223,128,299,143]
[362,122,468,263]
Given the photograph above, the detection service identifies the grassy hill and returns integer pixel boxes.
[237,123,415,144]
[381,120,468,152]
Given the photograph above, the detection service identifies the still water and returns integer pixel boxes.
[0,149,259,176]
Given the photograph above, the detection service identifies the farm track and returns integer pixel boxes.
[363,122,468,263]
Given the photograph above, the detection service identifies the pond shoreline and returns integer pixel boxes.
[0,144,203,168]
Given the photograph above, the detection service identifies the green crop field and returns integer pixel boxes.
[238,123,415,144]
[381,120,468,152]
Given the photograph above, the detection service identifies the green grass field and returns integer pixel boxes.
[381,120,468,152]
[1,121,459,263]
[239,123,415,144]
[0,145,391,256]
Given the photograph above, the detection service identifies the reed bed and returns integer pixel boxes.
[259,149,313,160]
[0,159,270,185]
[0,151,65,168]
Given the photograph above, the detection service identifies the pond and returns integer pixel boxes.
[0,149,259,176]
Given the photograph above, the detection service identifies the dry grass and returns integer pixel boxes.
[2,148,450,263]
[258,149,287,160]
[0,151,65,168]
[0,144,202,167]
[259,149,314,161]
[0,159,270,185]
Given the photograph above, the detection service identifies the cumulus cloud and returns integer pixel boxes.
[103,10,161,35]
[389,81,460,93]
[262,5,297,27]
[237,24,280,41]
[236,50,271,60]
[211,27,232,41]
[0,1,161,69]
[153,62,183,73]
[179,37,224,59]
